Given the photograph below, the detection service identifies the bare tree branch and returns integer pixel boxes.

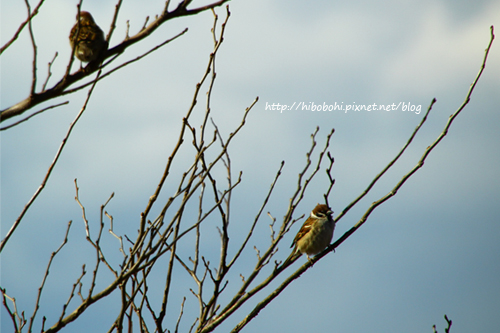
[226,25,495,333]
[0,68,104,253]
[27,221,73,332]
[0,0,230,123]
[0,101,69,131]
[433,314,453,333]
[1,4,494,333]
[0,0,45,54]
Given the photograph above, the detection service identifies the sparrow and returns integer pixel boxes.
[69,11,107,63]
[283,204,335,266]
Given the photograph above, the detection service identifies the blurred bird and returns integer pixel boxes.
[283,204,335,266]
[69,11,107,63]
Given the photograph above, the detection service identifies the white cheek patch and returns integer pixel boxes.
[311,212,326,219]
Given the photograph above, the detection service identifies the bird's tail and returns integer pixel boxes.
[282,248,301,268]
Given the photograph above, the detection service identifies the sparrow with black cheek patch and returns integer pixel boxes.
[283,204,335,266]
[69,11,107,63]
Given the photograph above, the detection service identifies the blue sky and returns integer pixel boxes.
[1,0,500,332]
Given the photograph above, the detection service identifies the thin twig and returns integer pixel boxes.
[42,52,58,91]
[28,221,73,332]
[0,0,45,54]
[25,0,38,95]
[0,68,104,253]
[0,101,69,131]
[1,288,27,331]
